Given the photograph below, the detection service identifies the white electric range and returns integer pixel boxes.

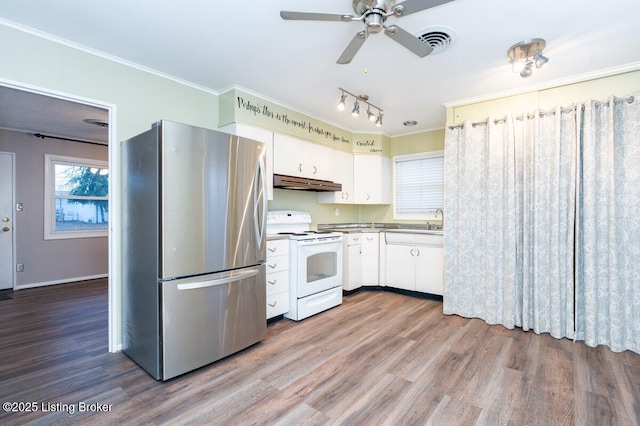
[267,211,343,320]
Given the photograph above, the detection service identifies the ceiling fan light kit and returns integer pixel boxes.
[338,88,383,127]
[508,38,549,78]
[280,0,456,64]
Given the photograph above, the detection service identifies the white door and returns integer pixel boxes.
[415,246,444,296]
[360,233,379,286]
[385,244,415,291]
[0,152,15,290]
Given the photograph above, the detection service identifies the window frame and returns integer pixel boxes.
[392,150,444,221]
[44,154,109,240]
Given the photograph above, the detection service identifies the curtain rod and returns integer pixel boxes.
[32,132,108,147]
[448,95,635,130]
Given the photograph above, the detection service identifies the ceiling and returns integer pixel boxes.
[0,0,639,139]
[0,86,109,144]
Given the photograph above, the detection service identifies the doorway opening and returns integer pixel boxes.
[0,80,117,352]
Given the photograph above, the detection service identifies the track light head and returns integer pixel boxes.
[520,62,533,78]
[337,93,347,111]
[352,100,360,117]
[534,51,549,69]
[367,107,376,122]
[375,112,383,127]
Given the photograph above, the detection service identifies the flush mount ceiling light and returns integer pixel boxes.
[507,38,549,78]
[83,118,109,128]
[337,88,383,127]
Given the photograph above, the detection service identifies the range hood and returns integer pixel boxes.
[273,174,342,192]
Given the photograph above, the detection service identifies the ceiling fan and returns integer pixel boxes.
[280,0,455,64]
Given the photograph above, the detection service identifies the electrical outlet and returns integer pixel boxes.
[16,263,24,272]
[16,203,23,211]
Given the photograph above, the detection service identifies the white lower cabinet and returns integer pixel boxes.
[360,233,379,286]
[385,243,444,296]
[343,232,379,290]
[343,235,362,291]
[266,239,290,319]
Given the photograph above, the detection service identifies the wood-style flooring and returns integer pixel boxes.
[0,279,639,425]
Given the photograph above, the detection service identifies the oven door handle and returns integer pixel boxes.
[298,238,342,246]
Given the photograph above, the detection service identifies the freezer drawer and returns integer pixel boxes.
[160,265,266,380]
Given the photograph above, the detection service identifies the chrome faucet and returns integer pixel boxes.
[434,209,444,230]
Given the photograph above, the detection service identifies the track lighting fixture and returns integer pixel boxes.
[507,38,548,78]
[336,87,383,127]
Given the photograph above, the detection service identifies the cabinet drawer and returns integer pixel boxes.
[267,239,289,257]
[348,234,362,245]
[267,291,289,318]
[266,254,289,273]
[266,270,289,295]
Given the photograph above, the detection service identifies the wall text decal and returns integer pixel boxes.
[237,96,350,145]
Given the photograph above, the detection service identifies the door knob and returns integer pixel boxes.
[2,217,8,222]
[2,227,9,232]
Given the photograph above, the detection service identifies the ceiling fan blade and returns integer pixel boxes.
[394,0,455,17]
[384,25,433,57]
[337,31,367,64]
[280,11,354,22]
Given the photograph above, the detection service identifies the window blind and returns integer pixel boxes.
[395,154,444,213]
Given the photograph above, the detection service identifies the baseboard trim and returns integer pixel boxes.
[15,274,108,290]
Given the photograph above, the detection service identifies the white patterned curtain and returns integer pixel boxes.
[444,110,577,338]
[575,95,640,353]
[443,117,518,327]
[444,93,640,354]
[514,107,577,339]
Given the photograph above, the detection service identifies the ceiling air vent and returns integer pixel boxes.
[415,26,456,55]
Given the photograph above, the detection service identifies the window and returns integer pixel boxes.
[44,154,109,239]
[393,151,444,220]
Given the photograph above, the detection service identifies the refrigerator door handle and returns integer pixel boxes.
[254,155,266,247]
[176,267,261,291]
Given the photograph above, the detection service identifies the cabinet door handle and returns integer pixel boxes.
[313,165,318,174]
[299,163,303,172]
[268,247,277,253]
[345,192,349,200]
[410,248,415,256]
[366,193,370,200]
[416,248,420,256]
[366,237,373,241]
[268,279,277,285]
[268,263,277,269]
[353,237,359,241]
[268,301,277,307]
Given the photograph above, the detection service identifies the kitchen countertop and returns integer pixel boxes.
[317,223,443,234]
[266,234,290,241]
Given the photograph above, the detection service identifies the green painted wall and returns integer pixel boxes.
[0,26,219,141]
[391,129,445,156]
[0,22,220,350]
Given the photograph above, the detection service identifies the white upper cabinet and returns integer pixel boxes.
[353,155,391,204]
[218,122,273,200]
[317,150,354,204]
[273,134,334,182]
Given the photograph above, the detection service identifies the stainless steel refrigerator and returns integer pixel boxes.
[122,120,267,380]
